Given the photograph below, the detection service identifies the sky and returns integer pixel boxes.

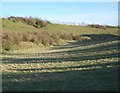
[1,2,118,26]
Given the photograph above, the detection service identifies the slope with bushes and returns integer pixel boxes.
[1,17,119,53]
[2,29,92,53]
[1,17,119,91]
[2,34,119,91]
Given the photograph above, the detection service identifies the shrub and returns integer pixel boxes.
[2,29,92,52]
[56,32,62,37]
[50,33,60,44]
[22,32,30,42]
[7,16,50,28]
[49,38,55,45]
[2,33,13,51]
[61,33,73,40]
[36,34,43,44]
[42,36,50,45]
[22,32,34,42]
[27,18,36,26]
[42,21,48,27]
[35,20,44,28]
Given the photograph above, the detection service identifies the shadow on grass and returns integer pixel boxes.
[2,34,119,57]
[2,52,119,64]
[52,34,119,50]
[2,34,119,91]
[2,62,119,91]
[9,61,119,71]
[2,41,119,60]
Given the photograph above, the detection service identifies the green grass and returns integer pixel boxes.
[2,19,118,36]
[43,24,118,35]
[2,19,42,32]
[1,18,119,91]
[2,36,119,91]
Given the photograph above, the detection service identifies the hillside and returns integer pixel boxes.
[2,18,43,32]
[43,24,118,35]
[1,17,119,91]
[1,17,119,53]
[2,33,119,91]
[2,17,118,35]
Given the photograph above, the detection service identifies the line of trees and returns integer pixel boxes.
[87,24,117,29]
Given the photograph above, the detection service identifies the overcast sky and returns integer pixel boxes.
[2,2,118,26]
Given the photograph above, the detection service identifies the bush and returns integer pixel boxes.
[56,32,62,37]
[49,38,55,45]
[42,36,50,45]
[35,20,43,28]
[2,32,13,51]
[61,33,73,40]
[7,16,51,28]
[2,29,91,52]
[26,18,36,26]
[42,21,48,27]
[22,32,30,42]
[50,33,60,44]
[3,40,12,51]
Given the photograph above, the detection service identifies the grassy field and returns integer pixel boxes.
[2,33,119,91]
[1,18,119,91]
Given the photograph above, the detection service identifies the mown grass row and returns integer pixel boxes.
[1,40,119,58]
[2,33,119,91]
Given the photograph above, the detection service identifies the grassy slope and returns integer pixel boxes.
[2,19,118,35]
[2,19,43,32]
[43,24,118,35]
